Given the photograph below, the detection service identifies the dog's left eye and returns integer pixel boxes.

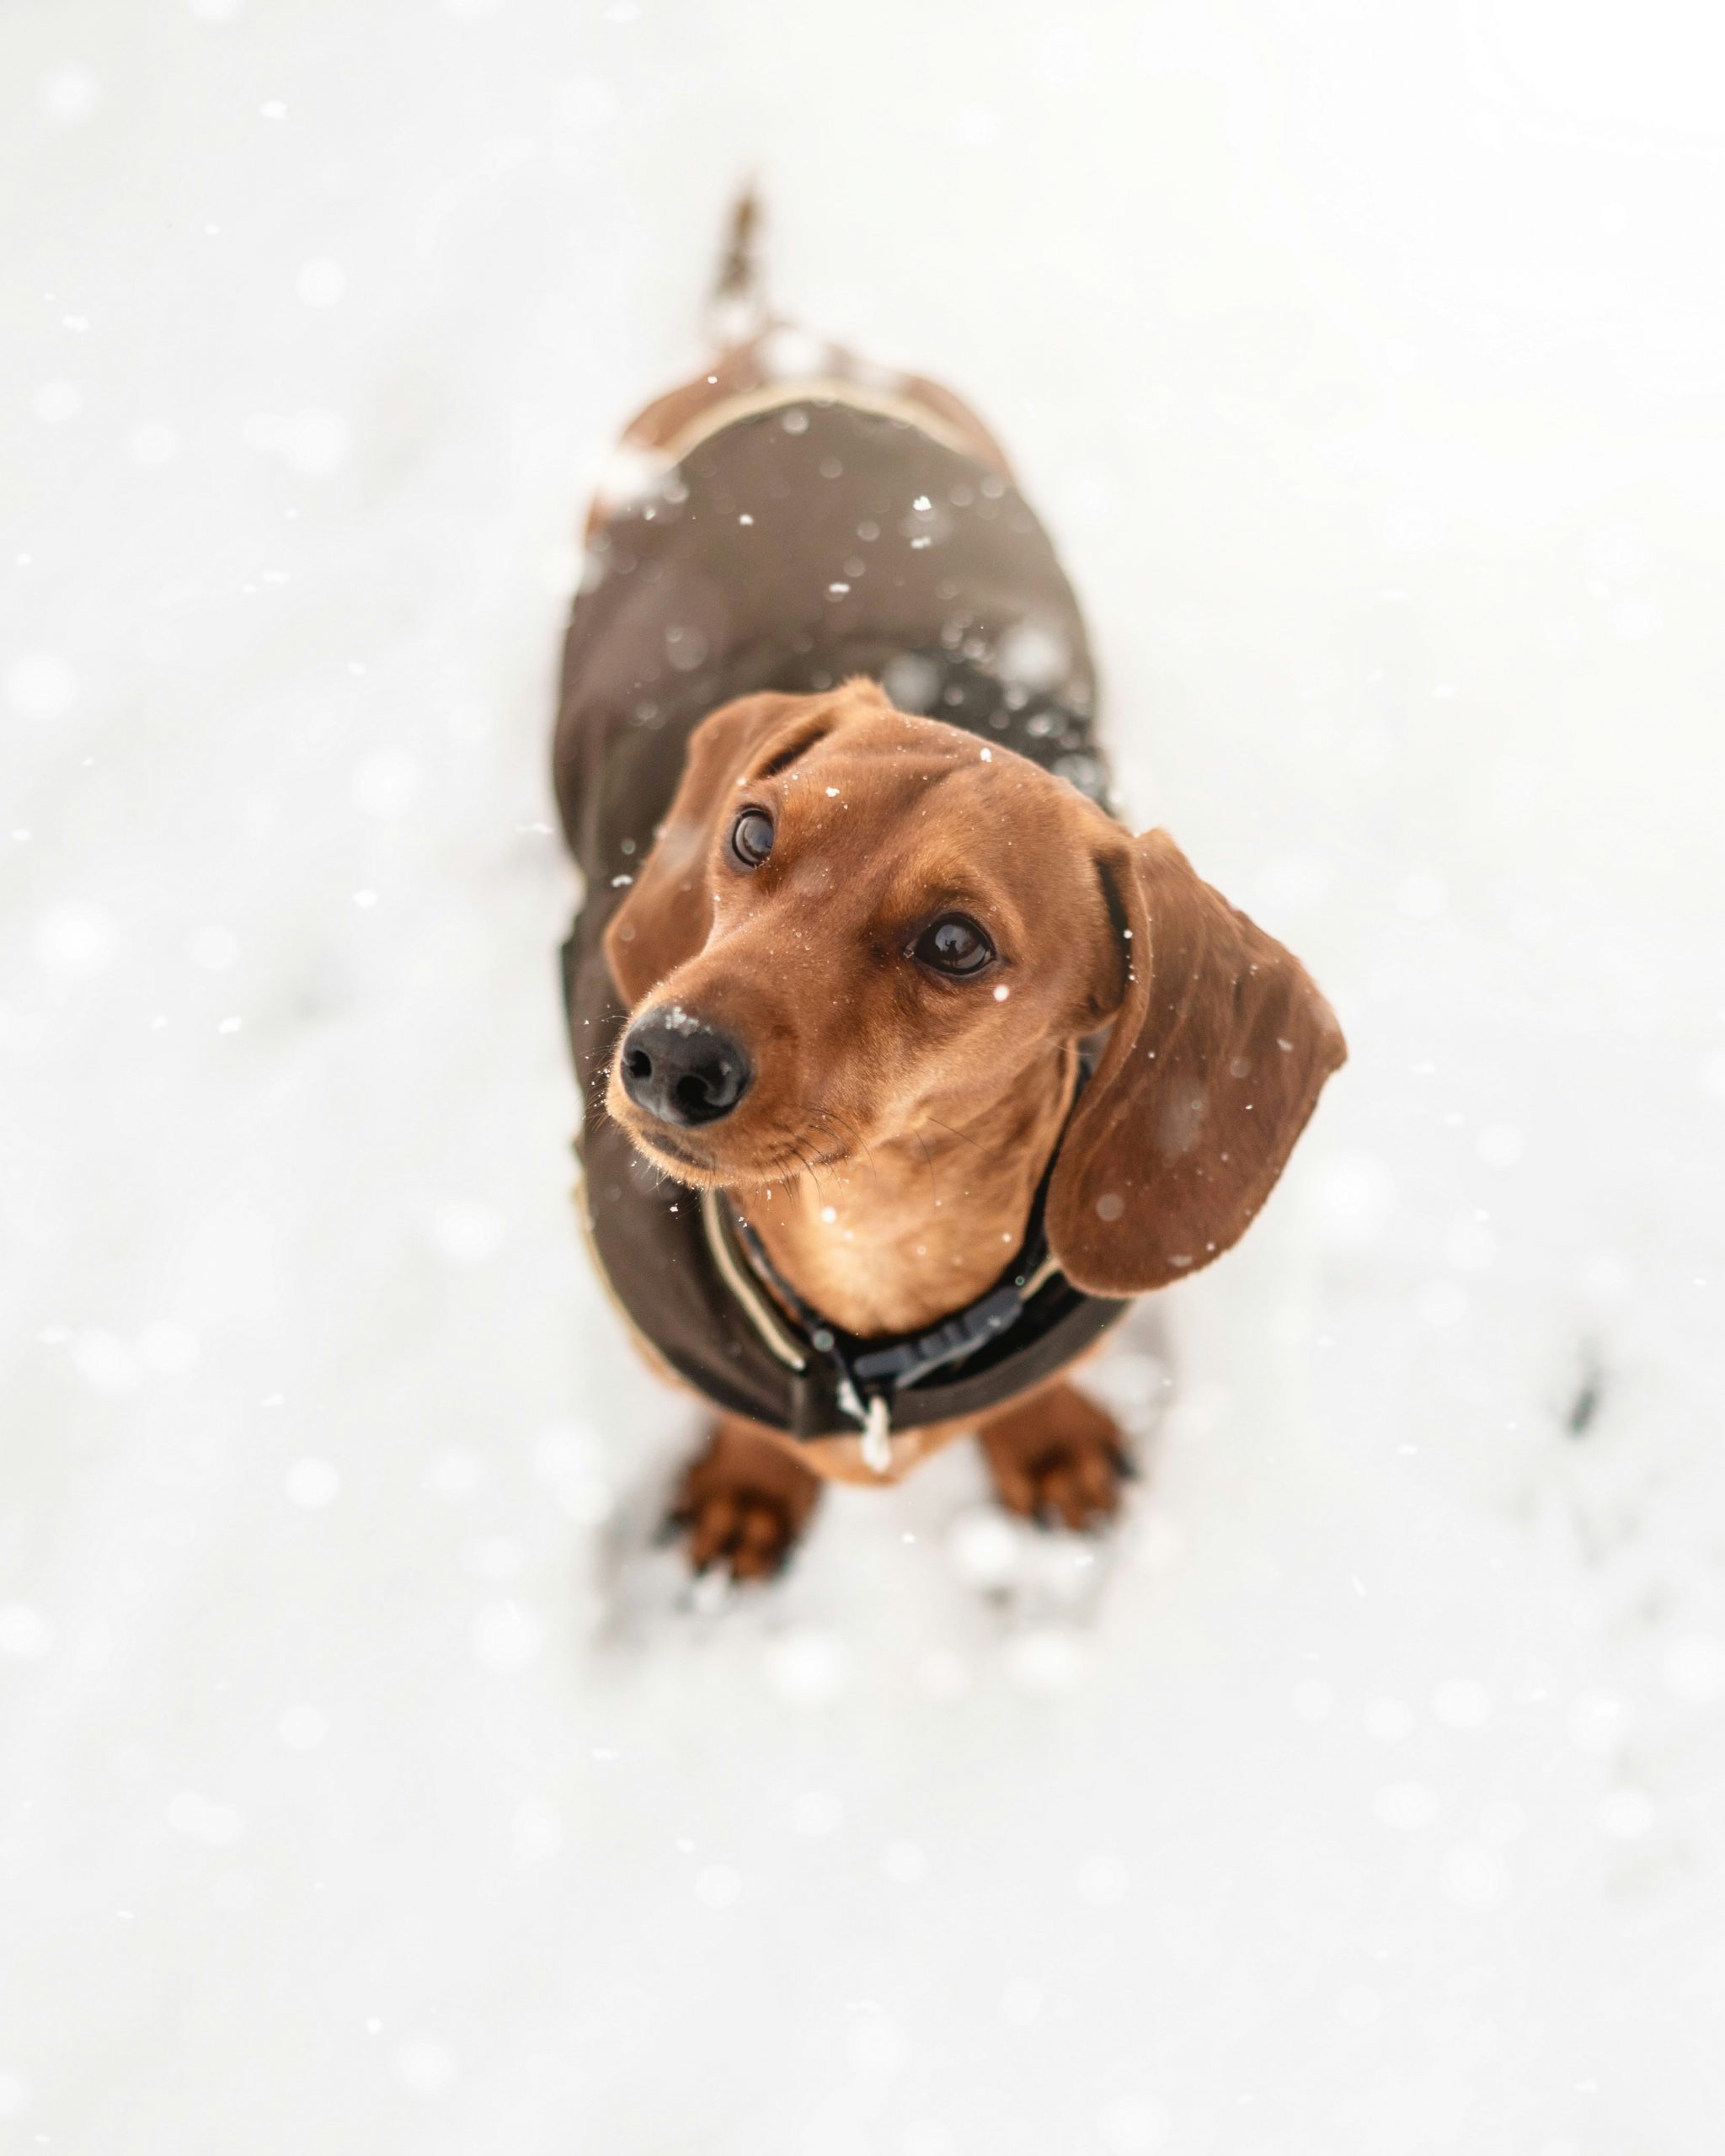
[728,808,775,868]
[913,914,996,977]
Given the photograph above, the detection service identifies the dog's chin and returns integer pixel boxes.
[616,1123,729,1186]
[611,1122,756,1190]
[614,1116,846,1193]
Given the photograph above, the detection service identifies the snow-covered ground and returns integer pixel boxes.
[4,3,1723,2148]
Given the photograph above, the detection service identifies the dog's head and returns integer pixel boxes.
[602,681,1345,1295]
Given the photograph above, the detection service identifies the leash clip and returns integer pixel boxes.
[837,1372,894,1475]
[859,1393,894,1476]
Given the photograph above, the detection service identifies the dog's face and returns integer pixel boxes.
[607,683,1119,1187]
[604,681,1345,1294]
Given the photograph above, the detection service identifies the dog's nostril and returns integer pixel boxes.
[625,1047,654,1081]
[673,1071,713,1115]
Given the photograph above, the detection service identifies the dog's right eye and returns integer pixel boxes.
[728,808,775,869]
[912,913,996,978]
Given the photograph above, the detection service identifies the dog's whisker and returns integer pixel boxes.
[749,1145,804,1193]
[923,1114,997,1162]
[819,1106,879,1181]
[913,1127,939,1205]
[805,1116,857,1176]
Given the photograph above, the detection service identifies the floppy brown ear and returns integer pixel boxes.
[602,691,814,1004]
[1048,828,1347,1295]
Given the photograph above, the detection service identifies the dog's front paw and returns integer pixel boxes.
[665,1419,822,1582]
[978,1381,1134,1532]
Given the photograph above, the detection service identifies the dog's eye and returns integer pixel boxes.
[728,808,775,869]
[913,914,996,978]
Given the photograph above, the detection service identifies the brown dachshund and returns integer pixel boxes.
[553,200,1345,1580]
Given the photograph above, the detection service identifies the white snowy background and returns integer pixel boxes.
[3,2,1722,2149]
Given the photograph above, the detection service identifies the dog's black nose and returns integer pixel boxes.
[619,1007,752,1127]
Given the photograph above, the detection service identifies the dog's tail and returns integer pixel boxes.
[705,182,767,347]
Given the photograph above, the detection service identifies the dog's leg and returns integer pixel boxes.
[666,1417,823,1581]
[976,1380,1134,1532]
